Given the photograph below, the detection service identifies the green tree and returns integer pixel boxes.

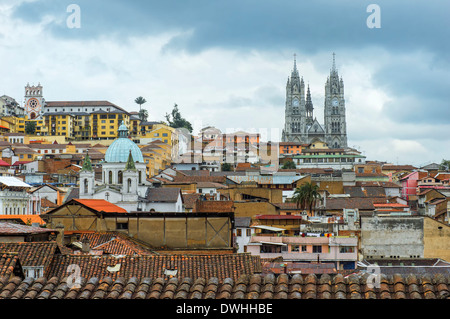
[134,96,147,121]
[138,108,149,122]
[25,121,36,135]
[439,159,450,171]
[221,163,233,171]
[292,182,322,215]
[281,160,296,169]
[165,103,193,133]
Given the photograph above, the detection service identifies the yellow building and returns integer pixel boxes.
[309,140,329,149]
[43,113,75,139]
[0,117,15,133]
[73,113,91,140]
[140,122,176,146]
[90,111,130,140]
[140,142,172,177]
[16,118,26,134]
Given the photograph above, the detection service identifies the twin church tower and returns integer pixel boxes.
[282,53,347,148]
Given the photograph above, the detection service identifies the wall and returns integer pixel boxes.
[221,185,283,203]
[360,216,424,259]
[45,206,233,249]
[423,217,450,262]
[233,201,278,218]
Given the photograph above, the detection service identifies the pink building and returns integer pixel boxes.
[400,171,427,200]
[246,235,358,270]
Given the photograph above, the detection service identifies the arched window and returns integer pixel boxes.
[84,178,88,194]
[118,171,123,184]
[128,178,132,193]
[138,171,142,184]
[109,171,113,184]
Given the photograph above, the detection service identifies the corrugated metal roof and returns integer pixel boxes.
[227,174,304,185]
[252,225,285,232]
[0,177,31,187]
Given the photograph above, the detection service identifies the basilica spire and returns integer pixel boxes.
[305,84,314,125]
[291,53,299,78]
[330,52,339,79]
[306,85,313,110]
[332,52,336,72]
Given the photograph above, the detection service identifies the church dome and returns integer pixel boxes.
[104,122,144,163]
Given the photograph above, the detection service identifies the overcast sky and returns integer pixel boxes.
[1,0,449,166]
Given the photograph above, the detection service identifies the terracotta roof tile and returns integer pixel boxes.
[72,199,127,213]
[0,253,21,278]
[0,257,449,300]
[0,242,60,275]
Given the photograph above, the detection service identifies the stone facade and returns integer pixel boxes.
[282,53,347,148]
[361,216,450,262]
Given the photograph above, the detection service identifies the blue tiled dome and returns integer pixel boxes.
[104,123,144,163]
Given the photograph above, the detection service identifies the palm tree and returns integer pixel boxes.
[292,182,322,216]
[134,96,147,121]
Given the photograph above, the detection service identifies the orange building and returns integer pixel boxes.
[222,131,260,145]
[279,142,306,155]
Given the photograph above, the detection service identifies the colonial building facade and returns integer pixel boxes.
[282,53,348,149]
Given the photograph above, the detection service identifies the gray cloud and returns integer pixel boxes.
[6,0,450,165]
[12,1,450,55]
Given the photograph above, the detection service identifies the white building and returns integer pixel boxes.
[0,177,33,215]
[79,122,152,212]
[234,217,255,253]
[142,187,184,212]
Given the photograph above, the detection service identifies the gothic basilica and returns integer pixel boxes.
[282,53,348,148]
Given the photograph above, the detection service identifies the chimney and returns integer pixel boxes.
[81,237,90,254]
[55,222,65,246]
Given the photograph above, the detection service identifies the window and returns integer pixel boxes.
[339,246,355,253]
[236,229,242,237]
[127,178,132,193]
[246,229,251,236]
[291,245,300,252]
[116,222,128,230]
[301,245,307,252]
[162,133,168,137]
[312,245,322,253]
[23,267,44,279]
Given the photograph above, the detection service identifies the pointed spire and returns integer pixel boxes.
[293,53,297,71]
[306,85,313,106]
[332,52,336,70]
[125,150,136,171]
[81,151,93,172]
[291,53,299,77]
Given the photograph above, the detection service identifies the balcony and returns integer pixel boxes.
[247,235,358,262]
